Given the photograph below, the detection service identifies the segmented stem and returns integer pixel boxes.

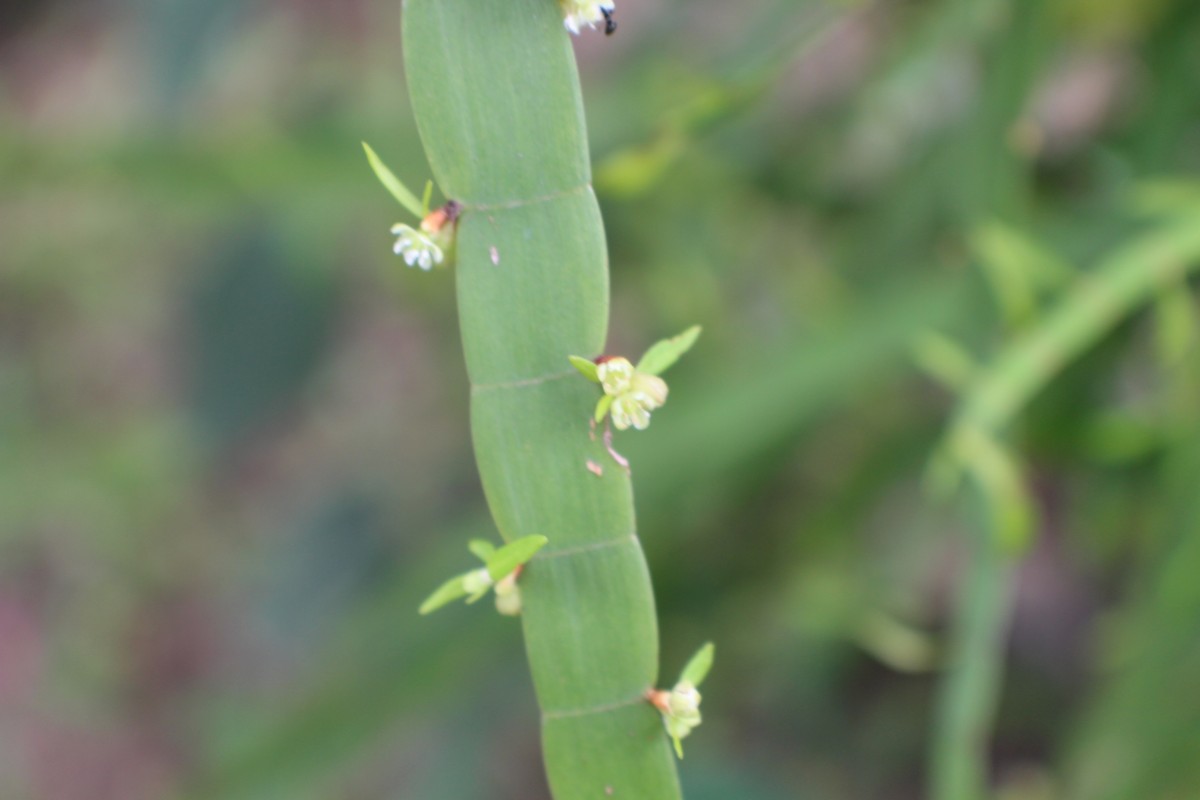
[402,0,682,796]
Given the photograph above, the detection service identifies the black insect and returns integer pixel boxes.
[601,7,617,35]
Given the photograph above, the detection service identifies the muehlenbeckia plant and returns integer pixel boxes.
[647,642,714,758]
[570,325,701,431]
[419,534,548,617]
[363,141,459,270]
[559,0,615,36]
[402,1,699,793]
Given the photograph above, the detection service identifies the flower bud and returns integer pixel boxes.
[598,357,635,396]
[611,394,651,431]
[664,711,699,742]
[631,372,668,409]
[420,200,461,234]
[668,682,701,717]
[462,567,493,596]
[494,589,521,616]
[493,572,522,616]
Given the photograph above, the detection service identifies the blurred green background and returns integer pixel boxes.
[2,0,1199,798]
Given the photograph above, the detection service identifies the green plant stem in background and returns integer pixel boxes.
[953,213,1200,437]
[930,501,1015,800]
[1065,425,1200,800]
[402,1,680,797]
[933,207,1200,800]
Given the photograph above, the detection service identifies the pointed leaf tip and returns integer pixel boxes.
[594,394,614,424]
[468,539,496,561]
[486,535,549,581]
[421,179,434,216]
[363,141,425,219]
[637,325,702,375]
[912,332,976,393]
[569,355,601,382]
[418,574,470,615]
[680,642,714,686]
[952,426,1035,554]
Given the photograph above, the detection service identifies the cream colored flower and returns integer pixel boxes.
[610,395,649,431]
[601,359,669,431]
[668,682,701,717]
[662,681,703,745]
[630,372,668,407]
[598,357,635,396]
[573,326,699,436]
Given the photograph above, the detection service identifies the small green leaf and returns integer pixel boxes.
[418,573,470,615]
[1131,179,1200,217]
[950,426,1035,554]
[486,534,549,581]
[594,394,614,423]
[1154,281,1197,368]
[465,586,490,604]
[971,222,1075,327]
[421,179,435,216]
[468,539,496,561]
[637,325,701,376]
[912,332,976,393]
[569,355,601,382]
[363,141,425,218]
[672,734,684,759]
[679,642,714,686]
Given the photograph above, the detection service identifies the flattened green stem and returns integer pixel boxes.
[403,0,681,796]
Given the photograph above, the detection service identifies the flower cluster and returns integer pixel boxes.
[598,357,669,431]
[569,325,700,435]
[560,0,614,35]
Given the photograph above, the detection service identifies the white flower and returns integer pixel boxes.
[391,223,444,271]
[560,0,614,35]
